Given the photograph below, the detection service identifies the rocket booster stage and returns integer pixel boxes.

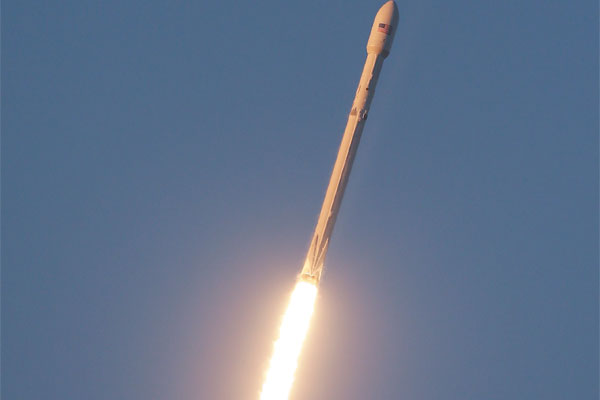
[300,1,398,284]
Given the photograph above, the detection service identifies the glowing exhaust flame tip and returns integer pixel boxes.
[260,281,318,400]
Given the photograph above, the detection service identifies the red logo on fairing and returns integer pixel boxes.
[378,23,391,34]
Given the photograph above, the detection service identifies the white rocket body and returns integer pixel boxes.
[301,1,399,283]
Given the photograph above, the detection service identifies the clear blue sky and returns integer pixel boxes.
[3,1,598,399]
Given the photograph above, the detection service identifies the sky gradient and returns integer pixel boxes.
[3,1,598,399]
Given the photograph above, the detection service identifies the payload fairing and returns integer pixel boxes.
[300,1,399,284]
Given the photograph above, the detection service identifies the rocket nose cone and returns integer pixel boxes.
[366,1,399,57]
[375,1,399,27]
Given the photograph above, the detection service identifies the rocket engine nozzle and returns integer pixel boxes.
[298,273,319,286]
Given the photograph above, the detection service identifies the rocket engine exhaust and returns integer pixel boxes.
[260,281,318,400]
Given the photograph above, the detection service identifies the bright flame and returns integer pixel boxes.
[260,281,318,400]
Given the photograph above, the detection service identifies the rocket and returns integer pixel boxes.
[300,1,399,284]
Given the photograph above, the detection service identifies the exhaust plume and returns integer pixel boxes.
[260,281,318,400]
